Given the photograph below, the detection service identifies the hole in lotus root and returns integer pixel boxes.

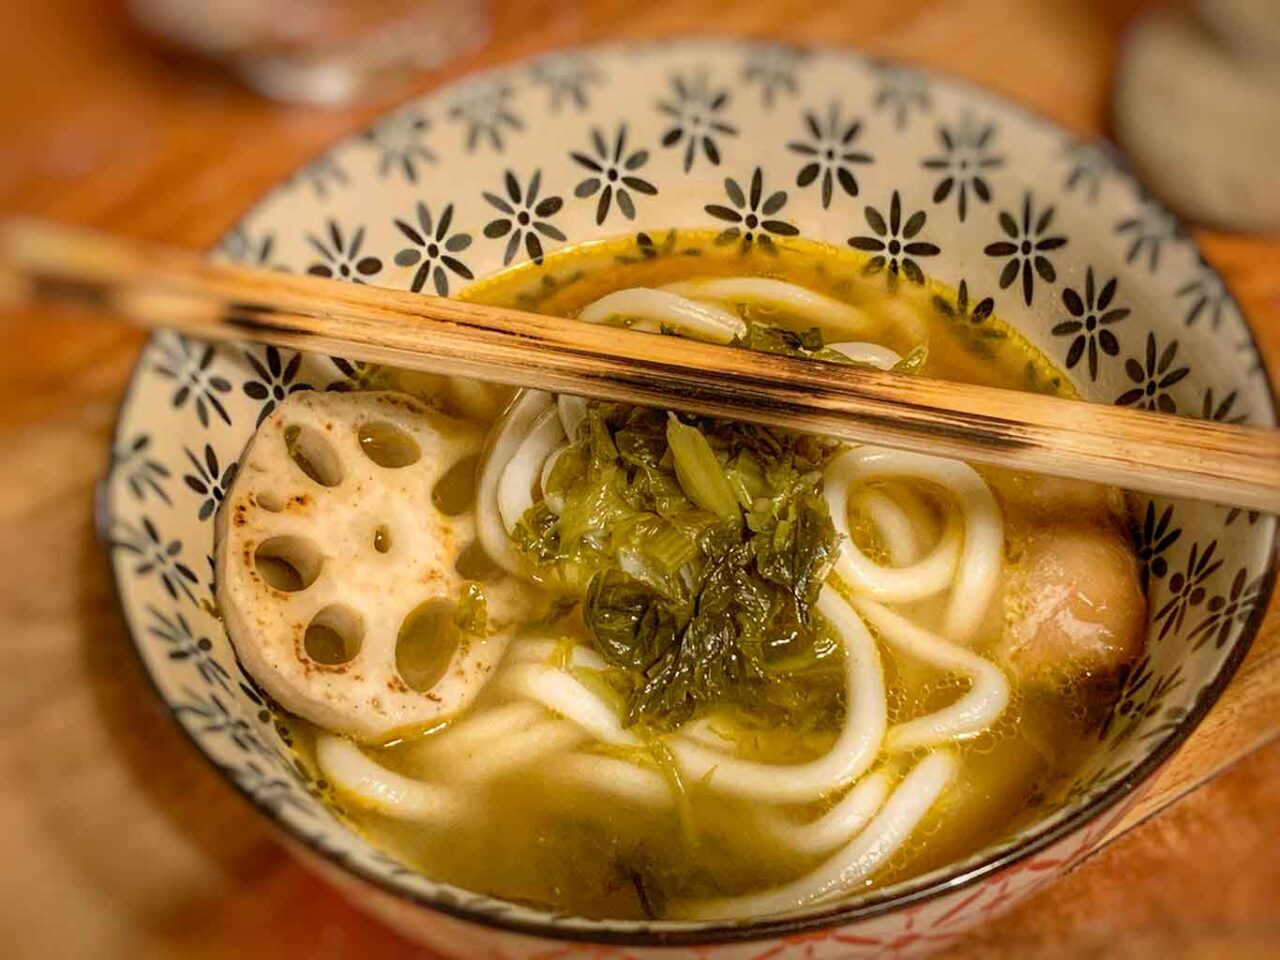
[455,540,503,582]
[304,604,364,665]
[255,491,285,512]
[396,599,463,692]
[373,523,392,554]
[432,453,480,516]
[254,536,323,592]
[284,424,344,487]
[358,421,422,469]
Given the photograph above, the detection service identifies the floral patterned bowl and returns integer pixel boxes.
[105,38,1275,959]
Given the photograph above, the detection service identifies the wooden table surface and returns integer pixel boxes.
[2,1,1279,957]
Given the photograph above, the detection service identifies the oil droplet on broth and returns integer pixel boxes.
[396,599,462,692]
[358,421,422,468]
[432,454,480,516]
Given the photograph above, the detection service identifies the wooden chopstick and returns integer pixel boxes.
[2,218,1278,513]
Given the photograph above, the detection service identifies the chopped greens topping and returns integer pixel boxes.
[512,402,845,731]
[506,313,933,732]
[734,320,930,374]
[665,415,740,521]
[893,343,929,375]
[735,322,850,362]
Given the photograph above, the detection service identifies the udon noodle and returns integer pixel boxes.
[219,234,1146,920]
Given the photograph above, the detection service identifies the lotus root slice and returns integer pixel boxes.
[216,390,532,741]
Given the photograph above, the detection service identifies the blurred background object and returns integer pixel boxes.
[129,0,492,105]
[1195,0,1280,70]
[1113,0,1280,232]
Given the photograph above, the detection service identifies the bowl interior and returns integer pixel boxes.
[106,38,1276,942]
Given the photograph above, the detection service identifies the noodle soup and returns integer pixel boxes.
[216,234,1145,921]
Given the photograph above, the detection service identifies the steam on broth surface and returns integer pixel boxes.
[217,232,1146,920]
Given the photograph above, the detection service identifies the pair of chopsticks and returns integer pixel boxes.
[2,219,1277,513]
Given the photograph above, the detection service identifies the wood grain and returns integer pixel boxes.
[0,1,1276,958]
[10,218,1280,512]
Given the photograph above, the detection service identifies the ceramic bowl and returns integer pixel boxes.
[105,38,1276,959]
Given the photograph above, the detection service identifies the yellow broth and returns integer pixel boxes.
[287,232,1137,919]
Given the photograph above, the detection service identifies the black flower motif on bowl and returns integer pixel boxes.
[529,53,602,112]
[705,167,798,254]
[571,126,657,224]
[933,279,1004,357]
[242,346,312,425]
[147,605,230,691]
[787,103,872,208]
[183,444,238,523]
[1135,501,1181,589]
[1115,191,1184,273]
[657,73,738,173]
[933,279,994,327]
[1190,567,1266,652]
[174,687,274,758]
[984,193,1068,306]
[112,434,172,505]
[327,357,383,393]
[1051,267,1129,381]
[305,221,383,284]
[152,335,232,428]
[361,111,435,182]
[1201,387,1246,425]
[512,269,587,312]
[615,229,704,265]
[111,517,199,603]
[741,44,807,108]
[448,82,523,154]
[1102,653,1187,745]
[848,190,940,285]
[1177,261,1233,330]
[1115,332,1189,413]
[921,113,1003,222]
[227,760,315,817]
[483,169,566,265]
[219,228,286,270]
[1153,539,1222,640]
[393,202,474,295]
[288,154,350,200]
[871,61,930,130]
[1198,387,1260,526]
[1060,141,1109,203]
[322,358,381,391]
